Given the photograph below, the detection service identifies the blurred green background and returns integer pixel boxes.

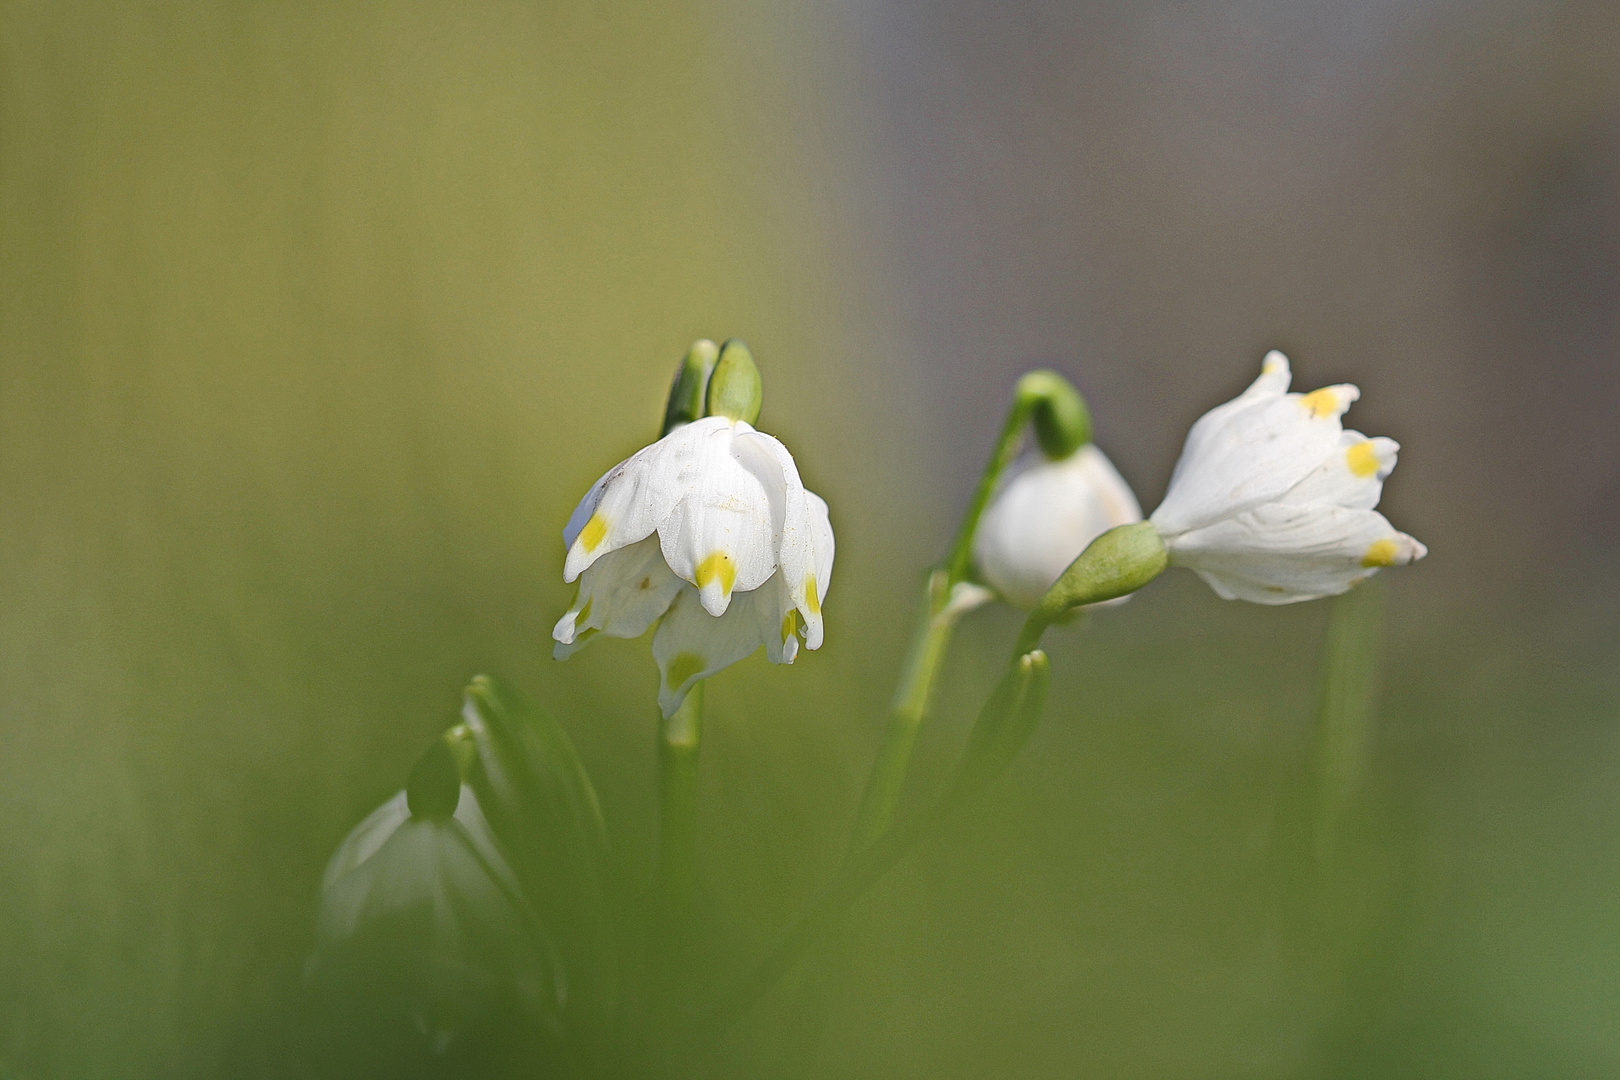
[1,1,1617,1077]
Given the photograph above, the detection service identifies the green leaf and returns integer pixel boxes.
[459,674,618,1036]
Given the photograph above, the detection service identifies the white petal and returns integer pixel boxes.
[973,444,1143,609]
[658,421,781,616]
[320,790,410,894]
[552,534,684,659]
[1166,501,1427,604]
[651,580,799,717]
[561,418,731,583]
[1151,379,1360,537]
[1280,431,1399,511]
[797,491,834,649]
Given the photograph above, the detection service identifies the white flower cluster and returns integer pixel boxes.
[553,415,833,717]
[972,350,1424,608]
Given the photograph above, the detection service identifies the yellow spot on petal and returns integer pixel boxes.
[803,576,820,616]
[1301,388,1341,419]
[578,513,608,553]
[781,610,799,645]
[667,651,706,689]
[1346,441,1381,478]
[1361,539,1399,567]
[576,598,592,625]
[695,552,737,595]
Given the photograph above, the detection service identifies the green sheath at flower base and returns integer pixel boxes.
[1016,521,1167,654]
[405,735,463,821]
[706,338,762,425]
[1017,370,1092,459]
[662,338,721,435]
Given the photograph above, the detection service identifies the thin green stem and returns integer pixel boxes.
[653,680,704,1034]
[1308,583,1384,868]
[944,398,1034,585]
[656,682,704,925]
[847,383,1041,855]
[846,571,959,852]
[697,651,1047,1043]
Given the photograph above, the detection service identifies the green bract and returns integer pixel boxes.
[705,338,762,425]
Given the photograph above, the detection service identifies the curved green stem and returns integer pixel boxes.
[846,571,966,852]
[698,651,1048,1042]
[849,375,1070,855]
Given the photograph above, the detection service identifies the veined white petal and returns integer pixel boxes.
[1281,431,1400,512]
[1151,377,1360,537]
[1161,352,1293,497]
[973,444,1143,610]
[1166,502,1426,604]
[561,418,730,583]
[651,578,801,717]
[658,421,781,616]
[552,534,684,659]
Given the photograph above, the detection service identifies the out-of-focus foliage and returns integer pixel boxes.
[1,1,1618,1078]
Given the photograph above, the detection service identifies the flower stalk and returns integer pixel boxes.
[849,372,1090,853]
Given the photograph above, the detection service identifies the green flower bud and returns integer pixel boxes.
[405,735,462,821]
[706,338,762,425]
[1016,521,1167,653]
[662,338,721,435]
[1016,370,1092,459]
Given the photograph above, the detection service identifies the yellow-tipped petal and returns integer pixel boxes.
[1345,441,1381,479]
[578,513,609,554]
[696,551,737,596]
[1361,538,1399,567]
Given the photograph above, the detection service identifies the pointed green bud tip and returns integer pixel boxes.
[706,338,762,425]
[662,338,721,435]
[405,734,463,820]
[1018,522,1166,652]
[1016,370,1092,459]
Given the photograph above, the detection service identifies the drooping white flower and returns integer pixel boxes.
[553,415,834,716]
[1149,351,1426,604]
[310,785,564,1047]
[973,443,1143,609]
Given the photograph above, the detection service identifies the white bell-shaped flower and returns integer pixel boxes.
[310,785,564,1048]
[553,415,834,716]
[972,444,1143,609]
[1149,351,1426,604]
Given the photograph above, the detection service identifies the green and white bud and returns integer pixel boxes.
[1016,521,1167,653]
[705,338,762,426]
[1016,370,1092,459]
[309,737,565,1052]
[970,370,1141,610]
[662,338,720,435]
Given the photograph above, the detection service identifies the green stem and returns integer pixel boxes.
[698,651,1048,1042]
[847,382,1044,855]
[944,397,1034,585]
[654,682,703,984]
[846,571,961,852]
[1308,583,1384,868]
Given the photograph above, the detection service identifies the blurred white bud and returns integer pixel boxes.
[310,785,564,1052]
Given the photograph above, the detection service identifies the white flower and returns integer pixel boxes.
[972,444,1143,609]
[552,414,834,716]
[1149,350,1426,604]
[310,787,564,1046]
